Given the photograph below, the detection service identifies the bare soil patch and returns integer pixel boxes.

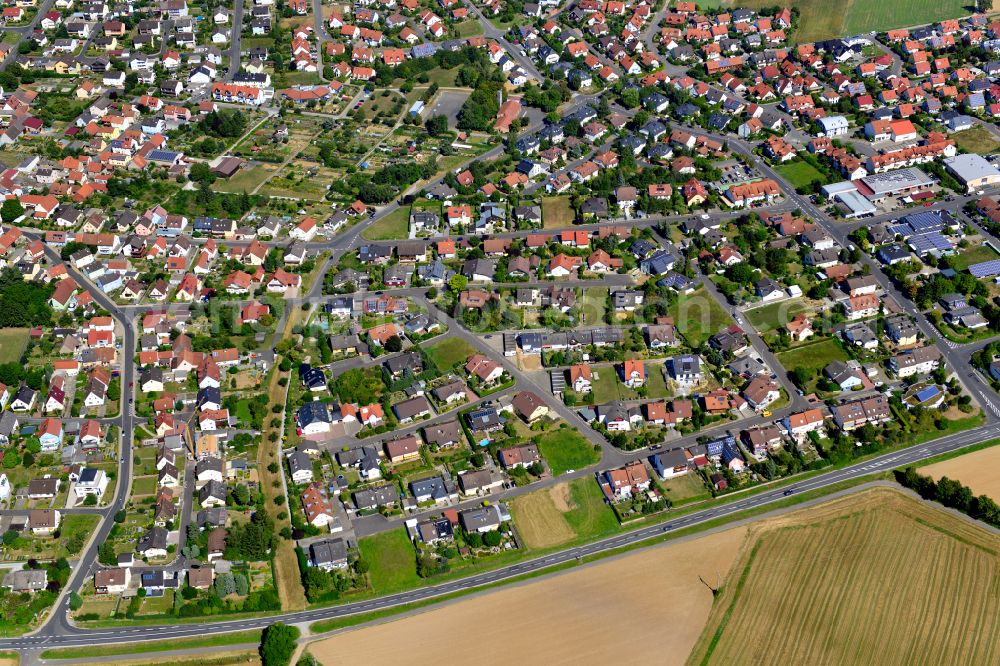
[517,352,542,372]
[549,483,573,512]
[308,527,745,665]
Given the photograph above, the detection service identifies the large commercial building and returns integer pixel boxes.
[943,154,1000,193]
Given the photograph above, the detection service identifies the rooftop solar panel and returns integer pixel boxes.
[969,259,1000,278]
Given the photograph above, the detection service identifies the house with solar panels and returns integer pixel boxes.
[887,210,961,260]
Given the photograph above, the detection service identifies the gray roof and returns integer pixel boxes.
[309,538,347,567]
[353,484,399,509]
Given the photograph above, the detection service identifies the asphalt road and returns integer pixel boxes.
[224,0,245,82]
[4,419,996,650]
[24,238,138,641]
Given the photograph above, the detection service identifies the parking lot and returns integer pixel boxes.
[425,91,471,129]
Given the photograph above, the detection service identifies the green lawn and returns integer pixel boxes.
[579,288,607,326]
[425,67,462,88]
[745,299,811,333]
[58,515,100,557]
[951,127,1000,156]
[235,398,254,424]
[535,426,600,476]
[131,475,157,496]
[362,206,410,241]
[667,287,734,347]
[453,20,484,38]
[136,447,158,476]
[726,0,967,43]
[283,71,322,85]
[659,473,710,505]
[542,196,575,229]
[358,528,421,594]
[0,328,29,364]
[775,337,849,376]
[214,166,271,194]
[562,478,620,539]
[953,244,1000,271]
[590,367,636,404]
[588,363,672,403]
[775,160,828,190]
[32,94,91,123]
[644,367,673,399]
[40,630,263,659]
[425,338,477,372]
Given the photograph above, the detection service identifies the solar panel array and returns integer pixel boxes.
[907,232,953,255]
[969,259,1000,278]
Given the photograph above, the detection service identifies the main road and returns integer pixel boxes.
[3,419,996,650]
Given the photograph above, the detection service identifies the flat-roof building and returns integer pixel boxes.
[855,168,934,202]
[943,154,1000,193]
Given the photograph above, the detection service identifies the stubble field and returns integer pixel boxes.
[307,526,746,665]
[688,488,1000,665]
[921,446,1000,500]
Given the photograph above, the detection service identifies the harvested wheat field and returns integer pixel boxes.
[921,446,1000,500]
[688,488,1000,666]
[309,527,746,666]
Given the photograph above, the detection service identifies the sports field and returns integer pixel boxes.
[725,0,969,44]
[689,488,1000,665]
